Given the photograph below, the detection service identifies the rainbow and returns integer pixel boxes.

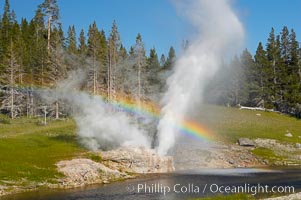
[105,95,214,142]
[13,85,214,141]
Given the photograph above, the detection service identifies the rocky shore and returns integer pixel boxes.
[0,146,174,197]
[173,136,300,171]
[173,139,263,171]
[1,139,300,198]
[56,146,174,188]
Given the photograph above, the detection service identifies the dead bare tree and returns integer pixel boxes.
[0,42,22,119]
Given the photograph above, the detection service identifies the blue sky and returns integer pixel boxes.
[2,0,301,57]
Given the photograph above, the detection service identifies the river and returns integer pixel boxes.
[4,168,301,200]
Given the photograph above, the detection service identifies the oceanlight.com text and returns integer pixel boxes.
[126,183,295,196]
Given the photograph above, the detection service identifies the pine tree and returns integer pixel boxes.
[38,0,60,52]
[119,44,127,60]
[87,21,100,95]
[129,46,134,56]
[146,47,160,101]
[266,27,282,108]
[30,8,48,86]
[227,56,246,105]
[240,49,257,106]
[164,46,176,70]
[159,54,166,67]
[20,18,32,84]
[48,26,65,84]
[107,20,121,100]
[254,42,270,107]
[78,29,87,55]
[48,26,65,119]
[285,29,300,111]
[66,25,77,54]
[0,0,13,59]
[280,26,293,111]
[0,41,22,119]
[148,48,160,69]
[98,29,107,65]
[134,33,146,107]
[12,21,25,85]
[280,27,290,65]
[98,29,108,95]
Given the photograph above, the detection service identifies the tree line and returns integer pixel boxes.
[1,0,300,120]
[0,0,176,119]
[208,27,301,118]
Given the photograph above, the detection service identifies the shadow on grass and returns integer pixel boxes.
[49,134,78,143]
[48,134,90,151]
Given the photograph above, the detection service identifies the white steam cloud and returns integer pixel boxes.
[42,70,150,151]
[157,0,244,155]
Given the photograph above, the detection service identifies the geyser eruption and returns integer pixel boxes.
[157,0,244,155]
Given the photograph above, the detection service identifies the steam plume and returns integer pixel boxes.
[41,70,150,150]
[157,0,244,155]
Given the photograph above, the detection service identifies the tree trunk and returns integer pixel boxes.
[10,87,14,119]
[10,43,14,119]
[26,91,30,118]
[111,47,116,102]
[41,57,44,87]
[47,16,51,52]
[235,79,238,105]
[93,49,97,95]
[44,106,47,125]
[55,101,59,119]
[30,93,34,118]
[107,48,111,101]
[138,54,141,109]
[260,64,264,108]
[272,59,278,103]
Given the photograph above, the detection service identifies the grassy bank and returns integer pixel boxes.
[197,105,301,144]
[0,116,86,187]
[196,105,301,165]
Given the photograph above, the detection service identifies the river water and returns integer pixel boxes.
[4,168,301,200]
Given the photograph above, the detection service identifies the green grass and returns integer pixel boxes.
[251,147,285,164]
[195,105,301,165]
[0,116,86,186]
[196,105,301,144]
[88,153,102,163]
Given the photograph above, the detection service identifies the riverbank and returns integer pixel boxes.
[0,145,174,197]
[3,169,301,200]
[1,106,301,198]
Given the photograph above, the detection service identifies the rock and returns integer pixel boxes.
[263,159,269,165]
[238,138,255,147]
[298,136,301,139]
[285,133,293,137]
[264,192,301,200]
[296,143,301,149]
[100,147,174,173]
[228,159,234,165]
[55,147,174,188]
[273,161,284,166]
[256,113,261,116]
[56,158,122,188]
